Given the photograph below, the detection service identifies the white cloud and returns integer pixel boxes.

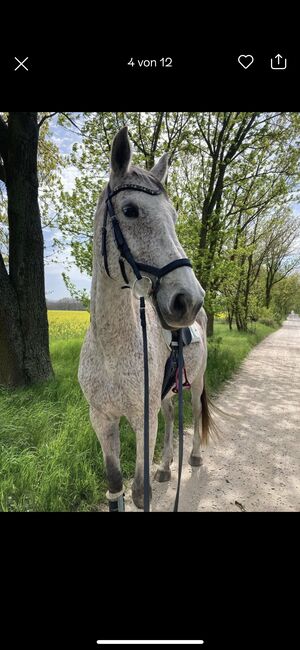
[61,165,78,193]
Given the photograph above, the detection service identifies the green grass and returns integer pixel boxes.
[0,318,277,511]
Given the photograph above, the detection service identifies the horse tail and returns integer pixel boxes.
[201,381,220,444]
[201,383,210,445]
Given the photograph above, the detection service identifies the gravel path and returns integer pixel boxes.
[128,319,300,512]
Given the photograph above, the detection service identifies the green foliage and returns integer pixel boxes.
[257,307,280,328]
[270,273,300,318]
[174,112,300,328]
[3,111,299,333]
[62,273,91,310]
[0,112,65,260]
[38,117,66,220]
[2,114,64,199]
[17,111,297,329]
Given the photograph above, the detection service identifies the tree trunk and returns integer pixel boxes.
[207,311,214,337]
[1,112,53,386]
[0,256,25,386]
[265,284,272,308]
[235,310,242,331]
[235,310,248,331]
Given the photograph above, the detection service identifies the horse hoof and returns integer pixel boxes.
[154,468,171,483]
[188,454,203,467]
[132,484,152,510]
[132,496,144,510]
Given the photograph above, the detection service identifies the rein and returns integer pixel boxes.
[103,182,191,512]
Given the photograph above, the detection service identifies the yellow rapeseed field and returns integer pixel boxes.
[48,310,90,340]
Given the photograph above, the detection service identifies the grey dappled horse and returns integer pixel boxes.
[78,127,211,510]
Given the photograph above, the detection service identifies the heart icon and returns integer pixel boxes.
[238,54,254,69]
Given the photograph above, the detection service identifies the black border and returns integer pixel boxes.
[1,512,297,649]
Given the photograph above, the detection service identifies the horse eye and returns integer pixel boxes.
[122,204,139,219]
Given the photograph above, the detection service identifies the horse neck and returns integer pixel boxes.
[91,266,139,348]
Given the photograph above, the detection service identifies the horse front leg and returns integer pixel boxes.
[129,411,159,510]
[89,406,124,511]
[154,396,174,482]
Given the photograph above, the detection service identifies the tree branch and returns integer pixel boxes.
[269,259,300,288]
[38,112,59,128]
[137,112,147,157]
[59,113,82,132]
[151,112,164,157]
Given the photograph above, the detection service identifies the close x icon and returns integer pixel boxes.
[14,57,29,71]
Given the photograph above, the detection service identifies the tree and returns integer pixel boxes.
[271,273,300,318]
[263,210,300,307]
[226,210,300,330]
[45,112,300,335]
[0,112,53,387]
[175,112,300,333]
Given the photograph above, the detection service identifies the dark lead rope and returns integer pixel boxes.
[104,183,191,512]
[140,296,150,512]
[174,329,184,512]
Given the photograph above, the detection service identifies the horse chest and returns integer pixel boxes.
[79,330,166,416]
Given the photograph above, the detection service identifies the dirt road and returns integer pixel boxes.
[146,319,300,512]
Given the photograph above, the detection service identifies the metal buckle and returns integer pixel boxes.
[132,276,153,299]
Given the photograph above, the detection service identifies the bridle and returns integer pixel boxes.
[103,182,192,293]
[102,182,192,512]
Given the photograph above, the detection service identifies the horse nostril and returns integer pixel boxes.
[172,293,189,318]
[197,299,204,311]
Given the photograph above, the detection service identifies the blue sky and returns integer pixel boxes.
[44,115,92,301]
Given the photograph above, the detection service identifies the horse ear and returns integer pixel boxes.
[151,153,169,183]
[110,126,132,177]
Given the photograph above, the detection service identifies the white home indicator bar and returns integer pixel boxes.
[97,642,204,645]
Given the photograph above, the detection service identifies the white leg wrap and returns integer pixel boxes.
[106,488,124,501]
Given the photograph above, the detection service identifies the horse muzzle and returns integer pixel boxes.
[155,290,204,330]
